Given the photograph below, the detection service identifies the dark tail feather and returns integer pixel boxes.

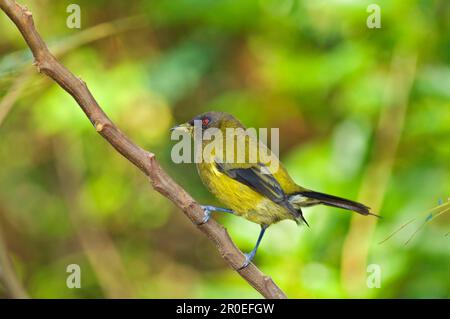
[299,191,379,217]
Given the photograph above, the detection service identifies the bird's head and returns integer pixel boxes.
[171,111,244,136]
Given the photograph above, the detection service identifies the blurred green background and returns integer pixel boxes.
[0,0,449,298]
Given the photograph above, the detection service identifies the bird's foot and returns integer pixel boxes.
[196,206,212,225]
[237,226,267,270]
[238,252,254,270]
[196,205,234,225]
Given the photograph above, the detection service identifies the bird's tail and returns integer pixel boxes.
[289,190,378,217]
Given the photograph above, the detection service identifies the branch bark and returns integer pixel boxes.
[0,0,287,299]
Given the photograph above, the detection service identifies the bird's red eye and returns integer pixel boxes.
[202,118,210,126]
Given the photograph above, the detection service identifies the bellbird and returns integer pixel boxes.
[172,111,376,268]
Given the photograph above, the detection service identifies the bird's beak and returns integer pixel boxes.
[170,122,193,134]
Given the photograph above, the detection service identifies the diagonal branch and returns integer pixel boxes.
[0,0,287,299]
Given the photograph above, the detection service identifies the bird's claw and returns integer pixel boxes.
[201,212,211,224]
[196,206,211,225]
[196,205,234,225]
[238,253,253,270]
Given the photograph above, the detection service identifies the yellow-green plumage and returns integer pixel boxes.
[173,111,375,267]
[197,160,296,225]
[178,111,373,226]
[196,112,303,225]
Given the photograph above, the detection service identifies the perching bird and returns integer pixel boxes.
[172,111,376,268]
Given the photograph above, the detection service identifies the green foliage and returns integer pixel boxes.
[0,0,448,298]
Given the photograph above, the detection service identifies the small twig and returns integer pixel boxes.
[0,0,286,299]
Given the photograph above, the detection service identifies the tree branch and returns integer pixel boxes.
[0,0,287,299]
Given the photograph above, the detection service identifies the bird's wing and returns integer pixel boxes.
[216,162,284,203]
[216,161,299,219]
